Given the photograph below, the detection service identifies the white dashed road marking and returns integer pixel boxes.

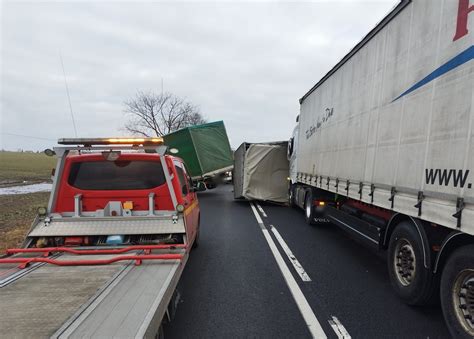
[270,225,312,282]
[250,202,327,338]
[329,316,351,339]
[253,204,311,282]
[255,203,267,217]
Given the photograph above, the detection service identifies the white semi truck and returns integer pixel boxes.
[289,0,474,337]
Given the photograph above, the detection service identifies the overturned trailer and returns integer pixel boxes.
[234,141,289,204]
[163,121,234,188]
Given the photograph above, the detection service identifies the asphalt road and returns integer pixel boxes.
[165,185,450,338]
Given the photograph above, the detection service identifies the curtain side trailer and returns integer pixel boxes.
[289,0,474,337]
[233,141,289,203]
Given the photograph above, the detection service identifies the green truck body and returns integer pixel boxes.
[163,121,233,179]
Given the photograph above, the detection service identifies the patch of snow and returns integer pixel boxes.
[0,182,52,195]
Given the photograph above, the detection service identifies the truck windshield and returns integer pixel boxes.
[68,160,166,190]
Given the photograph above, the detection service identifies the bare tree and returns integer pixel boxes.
[124,91,206,137]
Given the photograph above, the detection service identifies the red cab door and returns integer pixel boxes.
[173,161,199,245]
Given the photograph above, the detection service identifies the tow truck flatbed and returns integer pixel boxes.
[0,249,187,338]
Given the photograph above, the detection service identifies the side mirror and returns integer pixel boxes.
[44,149,56,157]
[193,181,207,192]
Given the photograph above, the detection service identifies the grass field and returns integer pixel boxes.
[0,151,56,186]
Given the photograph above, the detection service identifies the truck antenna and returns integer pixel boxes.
[60,52,78,137]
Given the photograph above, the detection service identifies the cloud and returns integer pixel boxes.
[1,0,397,150]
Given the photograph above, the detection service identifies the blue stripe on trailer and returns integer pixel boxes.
[393,45,474,102]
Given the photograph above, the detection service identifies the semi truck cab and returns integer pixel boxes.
[288,116,299,191]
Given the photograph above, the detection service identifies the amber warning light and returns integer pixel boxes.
[58,137,164,146]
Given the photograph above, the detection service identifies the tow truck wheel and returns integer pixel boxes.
[192,217,200,249]
[440,245,474,339]
[304,192,315,225]
[387,221,437,305]
[156,324,164,339]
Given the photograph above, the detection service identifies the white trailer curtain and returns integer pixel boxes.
[242,143,289,203]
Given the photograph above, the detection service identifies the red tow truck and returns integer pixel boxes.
[0,137,203,338]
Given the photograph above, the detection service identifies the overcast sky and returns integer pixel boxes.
[1,0,397,151]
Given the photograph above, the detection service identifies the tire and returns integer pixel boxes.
[440,244,474,339]
[205,183,216,190]
[167,289,180,322]
[304,191,315,225]
[289,185,297,207]
[156,324,164,339]
[387,221,437,305]
[192,218,200,249]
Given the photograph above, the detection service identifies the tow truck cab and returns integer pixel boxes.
[24,138,201,250]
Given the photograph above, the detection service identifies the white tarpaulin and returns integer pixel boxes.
[296,0,474,233]
[241,143,289,203]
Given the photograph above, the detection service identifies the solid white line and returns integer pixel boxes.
[271,226,311,282]
[328,316,351,339]
[250,203,327,339]
[256,203,267,217]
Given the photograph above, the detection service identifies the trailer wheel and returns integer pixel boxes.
[304,192,315,225]
[387,221,436,305]
[440,245,474,338]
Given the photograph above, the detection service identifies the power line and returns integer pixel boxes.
[60,52,78,137]
[1,132,57,141]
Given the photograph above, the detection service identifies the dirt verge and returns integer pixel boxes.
[0,192,50,251]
